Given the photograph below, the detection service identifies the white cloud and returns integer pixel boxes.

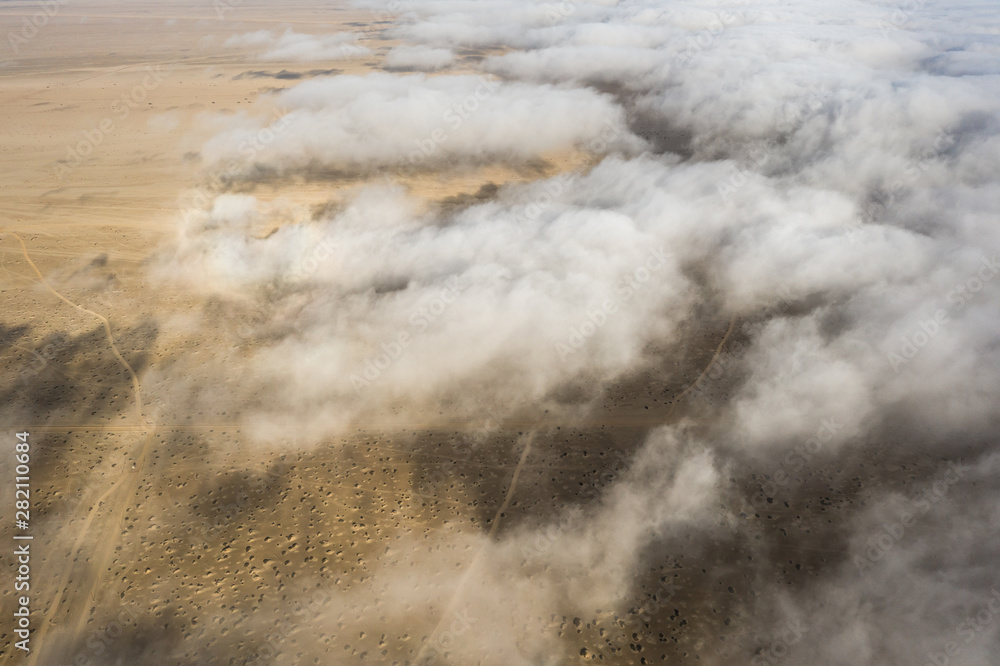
[223,28,369,62]
[147,0,1000,662]
[384,44,455,71]
[198,72,645,174]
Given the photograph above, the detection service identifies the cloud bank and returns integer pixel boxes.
[384,44,455,71]
[224,28,370,61]
[198,72,645,176]
[148,0,1000,663]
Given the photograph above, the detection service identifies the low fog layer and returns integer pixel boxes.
[224,28,371,61]
[198,72,644,174]
[151,0,1000,663]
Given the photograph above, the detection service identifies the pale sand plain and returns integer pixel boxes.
[0,2,857,665]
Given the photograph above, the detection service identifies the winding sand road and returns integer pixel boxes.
[11,233,156,666]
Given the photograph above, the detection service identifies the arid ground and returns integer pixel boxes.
[2,1,999,665]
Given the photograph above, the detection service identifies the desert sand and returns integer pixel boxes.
[0,3,723,664]
[2,2,991,666]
